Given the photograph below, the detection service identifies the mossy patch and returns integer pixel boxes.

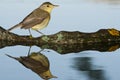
[108,45,119,51]
[108,28,119,36]
[57,34,63,41]
[41,36,50,42]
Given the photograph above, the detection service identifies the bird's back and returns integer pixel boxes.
[23,8,50,21]
[21,8,50,29]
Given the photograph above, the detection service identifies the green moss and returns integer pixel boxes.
[57,47,63,53]
[41,44,50,49]
[57,34,63,41]
[41,36,50,42]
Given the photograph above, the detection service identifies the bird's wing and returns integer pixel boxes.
[21,9,50,29]
[20,57,49,71]
[21,18,47,29]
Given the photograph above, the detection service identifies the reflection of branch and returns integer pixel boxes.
[0,27,120,54]
[0,41,120,54]
[42,43,120,54]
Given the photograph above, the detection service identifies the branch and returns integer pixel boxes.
[0,26,120,54]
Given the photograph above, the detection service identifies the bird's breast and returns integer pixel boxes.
[32,17,50,30]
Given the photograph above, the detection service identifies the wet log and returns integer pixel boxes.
[0,26,120,54]
[0,26,120,45]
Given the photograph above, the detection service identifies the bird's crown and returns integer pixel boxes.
[41,2,53,6]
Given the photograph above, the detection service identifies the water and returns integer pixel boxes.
[0,0,120,80]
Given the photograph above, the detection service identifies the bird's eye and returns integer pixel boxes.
[47,5,49,7]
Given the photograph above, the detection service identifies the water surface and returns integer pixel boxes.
[0,0,120,80]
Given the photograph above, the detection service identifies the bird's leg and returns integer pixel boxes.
[29,29,33,38]
[27,46,32,56]
[35,30,45,35]
[38,49,44,53]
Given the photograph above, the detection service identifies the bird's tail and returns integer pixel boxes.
[5,54,20,61]
[7,23,22,32]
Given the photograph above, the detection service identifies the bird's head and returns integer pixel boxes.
[39,70,57,80]
[39,2,59,13]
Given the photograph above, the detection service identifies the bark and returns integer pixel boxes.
[0,26,120,54]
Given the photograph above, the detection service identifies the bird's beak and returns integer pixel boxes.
[53,5,59,7]
[52,75,58,78]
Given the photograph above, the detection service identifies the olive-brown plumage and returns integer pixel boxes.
[6,52,57,80]
[7,2,58,36]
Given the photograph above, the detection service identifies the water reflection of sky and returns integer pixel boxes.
[0,0,120,80]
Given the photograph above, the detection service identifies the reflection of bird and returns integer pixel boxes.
[7,2,58,36]
[6,52,57,80]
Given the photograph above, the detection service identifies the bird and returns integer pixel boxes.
[7,2,58,37]
[6,52,57,80]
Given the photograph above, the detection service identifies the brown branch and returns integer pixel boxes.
[0,26,120,54]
